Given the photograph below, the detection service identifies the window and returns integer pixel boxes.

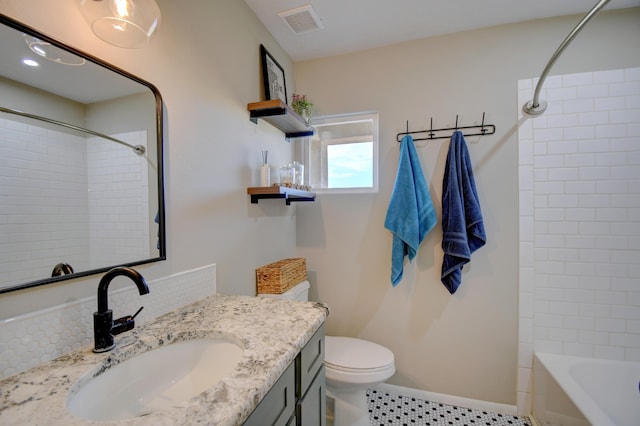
[302,112,378,193]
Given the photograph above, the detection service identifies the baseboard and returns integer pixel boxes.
[373,383,520,417]
[528,415,541,426]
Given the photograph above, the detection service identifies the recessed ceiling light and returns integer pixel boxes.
[22,58,39,67]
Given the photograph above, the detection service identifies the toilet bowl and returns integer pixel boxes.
[258,281,396,426]
[324,335,395,426]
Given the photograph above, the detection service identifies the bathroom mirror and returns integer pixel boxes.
[0,14,166,294]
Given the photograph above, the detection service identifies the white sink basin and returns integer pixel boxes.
[67,338,244,421]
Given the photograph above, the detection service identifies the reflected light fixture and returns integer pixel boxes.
[22,58,39,67]
[23,35,86,66]
[78,0,161,48]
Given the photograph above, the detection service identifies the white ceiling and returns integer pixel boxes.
[0,20,148,104]
[244,0,640,61]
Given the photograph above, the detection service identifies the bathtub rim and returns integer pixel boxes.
[533,352,633,426]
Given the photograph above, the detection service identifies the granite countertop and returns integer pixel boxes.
[0,294,327,425]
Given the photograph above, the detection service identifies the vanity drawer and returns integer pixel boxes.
[243,360,296,426]
[297,365,326,426]
[297,323,325,395]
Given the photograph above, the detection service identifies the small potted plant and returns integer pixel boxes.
[291,93,313,125]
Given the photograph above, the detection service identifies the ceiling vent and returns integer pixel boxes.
[278,4,324,34]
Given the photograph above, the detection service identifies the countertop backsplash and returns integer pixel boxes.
[0,264,217,379]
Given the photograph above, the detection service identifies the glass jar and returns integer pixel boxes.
[292,161,304,186]
[279,164,294,185]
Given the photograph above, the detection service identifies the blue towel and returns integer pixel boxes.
[385,135,437,286]
[441,131,486,294]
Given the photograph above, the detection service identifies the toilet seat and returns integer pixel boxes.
[325,336,394,372]
[324,336,395,387]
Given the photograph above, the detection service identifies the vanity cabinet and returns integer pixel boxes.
[243,361,296,426]
[296,322,326,426]
[244,324,325,426]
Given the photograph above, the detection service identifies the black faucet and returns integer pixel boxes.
[93,267,150,353]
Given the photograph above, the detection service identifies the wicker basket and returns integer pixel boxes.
[256,258,307,294]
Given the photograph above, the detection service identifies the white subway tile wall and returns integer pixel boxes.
[0,119,90,286]
[0,264,216,379]
[517,67,640,415]
[87,131,150,267]
[0,120,150,287]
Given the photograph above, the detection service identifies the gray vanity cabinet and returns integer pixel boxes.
[296,324,325,426]
[297,364,325,426]
[244,324,325,426]
[243,361,296,426]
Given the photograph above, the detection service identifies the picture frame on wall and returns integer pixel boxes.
[260,44,287,103]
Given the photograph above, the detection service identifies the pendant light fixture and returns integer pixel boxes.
[78,0,161,49]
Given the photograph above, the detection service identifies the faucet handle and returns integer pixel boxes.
[131,306,144,320]
[111,306,144,336]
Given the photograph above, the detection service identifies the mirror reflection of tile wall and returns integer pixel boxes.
[87,131,150,268]
[0,120,151,287]
[0,117,90,286]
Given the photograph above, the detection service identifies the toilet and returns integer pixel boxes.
[259,281,396,426]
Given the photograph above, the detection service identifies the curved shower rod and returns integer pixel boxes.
[0,105,146,155]
[523,0,611,116]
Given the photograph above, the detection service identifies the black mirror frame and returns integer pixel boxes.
[0,14,166,294]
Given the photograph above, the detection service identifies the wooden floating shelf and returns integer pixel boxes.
[247,186,316,205]
[247,100,315,138]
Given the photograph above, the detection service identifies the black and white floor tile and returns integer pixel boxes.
[367,389,532,426]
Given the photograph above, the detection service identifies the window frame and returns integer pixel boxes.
[304,111,379,194]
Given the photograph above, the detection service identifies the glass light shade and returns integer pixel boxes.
[78,0,161,48]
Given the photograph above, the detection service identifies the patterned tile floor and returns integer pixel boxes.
[367,389,532,426]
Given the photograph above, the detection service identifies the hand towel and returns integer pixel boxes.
[441,131,486,294]
[385,135,437,286]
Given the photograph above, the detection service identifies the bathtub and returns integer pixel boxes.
[532,352,640,426]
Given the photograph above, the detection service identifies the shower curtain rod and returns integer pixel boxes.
[0,105,146,155]
[522,0,611,116]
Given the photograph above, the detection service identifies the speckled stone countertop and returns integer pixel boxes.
[0,295,327,425]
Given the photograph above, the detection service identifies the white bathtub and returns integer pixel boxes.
[533,352,640,426]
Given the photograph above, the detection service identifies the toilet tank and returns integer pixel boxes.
[258,280,310,301]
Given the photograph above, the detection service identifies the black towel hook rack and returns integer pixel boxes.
[397,113,495,142]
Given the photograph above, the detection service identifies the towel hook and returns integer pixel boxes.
[396,113,496,142]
